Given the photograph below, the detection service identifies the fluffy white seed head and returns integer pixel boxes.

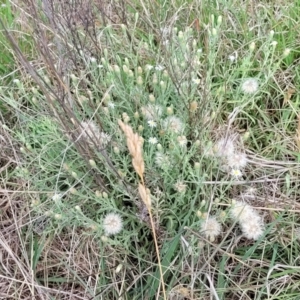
[241,78,259,94]
[148,137,158,145]
[155,152,171,168]
[230,201,264,240]
[163,116,184,133]
[240,216,264,240]
[227,152,247,169]
[103,213,123,236]
[200,216,222,241]
[230,201,256,222]
[213,137,235,158]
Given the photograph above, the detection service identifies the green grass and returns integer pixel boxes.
[1,0,300,299]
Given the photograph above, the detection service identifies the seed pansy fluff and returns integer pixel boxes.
[103,213,123,236]
[213,137,235,158]
[155,152,171,168]
[241,78,259,94]
[240,217,264,240]
[230,200,264,240]
[226,152,247,169]
[163,116,184,134]
[200,216,222,242]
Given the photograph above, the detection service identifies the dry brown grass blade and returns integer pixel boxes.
[118,120,145,181]
[118,120,166,299]
[138,183,151,209]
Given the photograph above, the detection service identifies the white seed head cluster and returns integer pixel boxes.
[80,121,111,146]
[230,201,264,240]
[200,216,222,242]
[213,136,248,176]
[241,78,259,94]
[155,152,171,168]
[163,116,184,134]
[213,137,235,158]
[103,213,123,236]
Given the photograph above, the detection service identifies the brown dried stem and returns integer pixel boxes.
[118,120,166,299]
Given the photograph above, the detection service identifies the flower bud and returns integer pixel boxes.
[283,48,291,57]
[113,146,120,154]
[166,106,173,115]
[89,159,96,168]
[249,42,256,51]
[149,94,155,102]
[137,76,143,85]
[194,162,200,169]
[113,65,120,73]
[196,210,202,217]
[189,101,198,112]
[69,187,78,194]
[71,171,78,179]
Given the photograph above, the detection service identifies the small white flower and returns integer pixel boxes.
[149,137,158,144]
[200,216,222,241]
[155,64,165,71]
[52,193,62,202]
[228,55,236,62]
[99,132,111,145]
[241,78,259,94]
[177,136,187,147]
[107,102,115,109]
[103,213,123,236]
[163,116,184,133]
[230,168,242,178]
[228,51,238,62]
[147,120,157,128]
[145,64,154,71]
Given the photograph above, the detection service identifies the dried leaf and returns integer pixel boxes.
[283,87,295,106]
